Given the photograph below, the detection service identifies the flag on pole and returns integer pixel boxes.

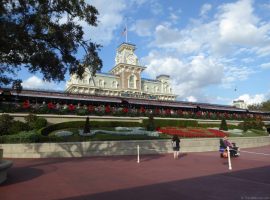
[121,27,127,36]
[121,25,128,43]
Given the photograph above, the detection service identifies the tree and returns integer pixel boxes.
[83,116,90,134]
[248,100,270,111]
[261,100,270,111]
[219,118,228,131]
[12,80,23,94]
[0,0,102,86]
[12,80,22,101]
[146,115,155,131]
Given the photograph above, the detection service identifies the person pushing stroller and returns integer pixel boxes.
[220,136,240,157]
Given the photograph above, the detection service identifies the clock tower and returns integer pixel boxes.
[111,43,145,90]
[115,43,139,65]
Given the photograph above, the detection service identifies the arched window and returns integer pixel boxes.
[112,81,118,88]
[154,86,159,93]
[128,75,136,89]
[99,79,104,87]
[144,85,148,91]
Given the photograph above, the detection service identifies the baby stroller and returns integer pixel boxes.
[219,138,240,158]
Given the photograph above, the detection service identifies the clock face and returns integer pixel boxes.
[127,54,136,65]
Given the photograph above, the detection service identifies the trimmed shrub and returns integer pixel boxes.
[0,131,38,143]
[239,119,264,132]
[83,117,91,133]
[24,114,47,130]
[146,115,155,131]
[0,114,14,135]
[9,121,29,134]
[219,119,228,131]
[24,114,38,129]
[76,109,88,116]
[33,118,47,130]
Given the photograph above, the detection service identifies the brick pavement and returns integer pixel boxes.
[0,146,270,200]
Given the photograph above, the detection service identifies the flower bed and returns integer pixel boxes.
[1,101,266,121]
[157,127,228,138]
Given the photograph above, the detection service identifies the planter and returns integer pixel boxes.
[0,160,13,184]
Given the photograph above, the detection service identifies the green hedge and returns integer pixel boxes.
[143,119,198,128]
[238,119,265,132]
[0,131,39,143]
[198,123,238,129]
[40,120,142,136]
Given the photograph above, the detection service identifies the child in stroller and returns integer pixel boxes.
[219,136,240,157]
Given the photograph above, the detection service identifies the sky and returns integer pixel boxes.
[20,0,270,106]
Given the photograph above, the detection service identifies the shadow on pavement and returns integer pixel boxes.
[58,165,270,200]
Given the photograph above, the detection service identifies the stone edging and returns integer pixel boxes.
[0,136,269,158]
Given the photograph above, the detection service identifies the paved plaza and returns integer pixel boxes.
[1,146,270,200]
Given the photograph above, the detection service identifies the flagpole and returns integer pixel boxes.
[125,23,128,43]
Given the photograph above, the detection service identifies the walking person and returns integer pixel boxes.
[172,135,180,159]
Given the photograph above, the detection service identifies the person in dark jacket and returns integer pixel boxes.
[172,135,181,159]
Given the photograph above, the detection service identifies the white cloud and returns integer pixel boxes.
[169,13,179,23]
[151,0,270,57]
[261,2,270,10]
[82,0,127,45]
[235,94,266,105]
[260,62,270,69]
[222,66,255,88]
[200,4,212,16]
[185,96,197,102]
[144,0,270,102]
[150,2,163,15]
[131,0,148,6]
[143,52,223,99]
[152,24,202,54]
[130,19,155,37]
[217,0,269,47]
[22,76,60,90]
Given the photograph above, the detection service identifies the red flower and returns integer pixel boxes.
[177,110,183,116]
[68,104,75,111]
[105,105,111,113]
[165,109,171,115]
[23,100,30,109]
[196,111,202,117]
[122,107,128,113]
[88,105,95,112]
[47,102,55,109]
[140,106,146,113]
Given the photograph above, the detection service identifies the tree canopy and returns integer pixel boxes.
[248,100,270,111]
[0,0,102,86]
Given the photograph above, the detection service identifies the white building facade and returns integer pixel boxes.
[233,100,248,109]
[66,43,176,101]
